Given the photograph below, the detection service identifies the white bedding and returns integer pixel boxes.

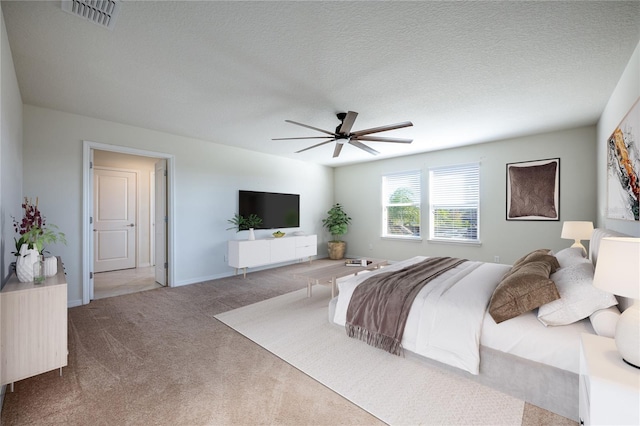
[332,255,593,375]
[333,256,509,375]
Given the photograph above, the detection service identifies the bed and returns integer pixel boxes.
[328,228,630,421]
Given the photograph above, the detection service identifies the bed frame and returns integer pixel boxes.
[328,228,630,422]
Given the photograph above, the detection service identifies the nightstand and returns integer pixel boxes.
[579,333,640,425]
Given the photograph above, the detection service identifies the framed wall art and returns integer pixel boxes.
[607,98,639,221]
[506,158,560,221]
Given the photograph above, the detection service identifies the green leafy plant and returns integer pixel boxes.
[18,224,67,255]
[322,203,351,241]
[226,213,263,232]
[12,197,67,255]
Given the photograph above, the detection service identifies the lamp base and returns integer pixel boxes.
[623,358,640,369]
[615,300,640,369]
[570,240,586,255]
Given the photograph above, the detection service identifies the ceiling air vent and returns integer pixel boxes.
[61,0,120,30]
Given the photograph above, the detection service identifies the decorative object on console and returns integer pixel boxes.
[12,197,66,282]
[606,98,639,221]
[322,203,351,260]
[506,158,560,221]
[44,256,58,277]
[226,213,263,241]
[272,231,285,238]
[592,237,640,368]
[16,244,39,283]
[561,221,594,255]
[12,197,67,257]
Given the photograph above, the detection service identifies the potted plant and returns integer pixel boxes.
[227,213,263,240]
[322,203,351,260]
[12,197,67,281]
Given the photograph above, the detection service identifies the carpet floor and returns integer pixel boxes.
[0,260,577,425]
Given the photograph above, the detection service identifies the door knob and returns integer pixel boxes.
[127,223,135,227]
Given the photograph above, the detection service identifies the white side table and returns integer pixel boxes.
[579,333,640,425]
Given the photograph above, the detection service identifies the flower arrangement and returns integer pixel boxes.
[12,197,67,256]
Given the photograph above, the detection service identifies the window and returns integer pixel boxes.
[382,170,421,238]
[429,163,480,242]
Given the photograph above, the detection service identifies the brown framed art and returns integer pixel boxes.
[506,158,560,221]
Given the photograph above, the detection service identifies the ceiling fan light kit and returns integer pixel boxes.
[273,111,413,158]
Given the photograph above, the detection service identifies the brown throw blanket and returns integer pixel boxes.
[346,257,467,356]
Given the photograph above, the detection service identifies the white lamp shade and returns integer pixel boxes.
[561,221,594,241]
[593,237,640,300]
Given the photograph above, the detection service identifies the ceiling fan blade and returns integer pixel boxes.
[349,140,380,156]
[285,120,336,136]
[333,142,344,158]
[352,121,413,137]
[294,139,335,153]
[338,111,358,134]
[355,135,413,143]
[272,136,334,141]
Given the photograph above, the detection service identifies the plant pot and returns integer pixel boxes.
[16,244,40,282]
[327,241,346,260]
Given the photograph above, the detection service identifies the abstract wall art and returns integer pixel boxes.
[607,98,639,221]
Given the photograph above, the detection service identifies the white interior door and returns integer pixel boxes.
[94,168,137,272]
[154,160,167,285]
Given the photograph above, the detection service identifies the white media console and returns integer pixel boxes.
[228,234,317,277]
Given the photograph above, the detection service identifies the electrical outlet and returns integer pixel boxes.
[494,256,500,263]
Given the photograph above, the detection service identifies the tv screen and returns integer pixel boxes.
[239,190,300,229]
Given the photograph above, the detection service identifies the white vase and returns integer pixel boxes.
[248,228,256,241]
[44,256,58,277]
[16,244,40,282]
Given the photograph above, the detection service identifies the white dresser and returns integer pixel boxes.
[1,257,68,389]
[228,234,317,277]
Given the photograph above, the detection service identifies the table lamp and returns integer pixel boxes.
[561,221,594,255]
[593,237,640,369]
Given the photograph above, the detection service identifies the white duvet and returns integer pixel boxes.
[333,256,511,375]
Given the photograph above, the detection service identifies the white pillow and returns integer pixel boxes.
[538,262,617,326]
[553,247,590,269]
[589,306,621,338]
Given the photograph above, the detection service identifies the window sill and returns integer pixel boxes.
[428,238,482,246]
[381,236,423,243]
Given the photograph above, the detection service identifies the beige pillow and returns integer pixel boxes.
[489,261,560,324]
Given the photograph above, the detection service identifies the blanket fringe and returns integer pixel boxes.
[346,323,403,356]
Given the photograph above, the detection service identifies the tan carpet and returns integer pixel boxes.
[0,260,577,425]
[216,286,527,425]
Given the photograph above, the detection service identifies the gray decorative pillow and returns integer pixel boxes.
[489,261,561,324]
[508,161,558,218]
[538,262,618,326]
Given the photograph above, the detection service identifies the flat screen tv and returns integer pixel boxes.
[239,190,300,229]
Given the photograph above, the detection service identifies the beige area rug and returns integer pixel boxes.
[215,285,526,425]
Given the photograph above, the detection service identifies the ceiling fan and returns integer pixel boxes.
[273,111,413,158]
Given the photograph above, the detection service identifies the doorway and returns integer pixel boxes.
[82,141,175,305]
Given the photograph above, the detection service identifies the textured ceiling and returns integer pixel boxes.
[3,1,640,166]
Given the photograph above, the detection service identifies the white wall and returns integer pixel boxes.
[23,105,333,306]
[0,1,23,411]
[1,3,23,284]
[597,40,640,237]
[334,126,597,265]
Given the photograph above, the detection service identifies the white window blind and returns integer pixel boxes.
[382,170,421,238]
[429,163,480,242]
